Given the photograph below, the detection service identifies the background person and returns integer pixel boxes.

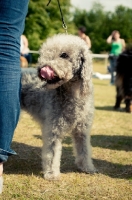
[106,30,126,85]
[20,34,32,66]
[78,26,92,49]
[0,0,29,193]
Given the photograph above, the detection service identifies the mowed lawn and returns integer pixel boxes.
[1,61,132,200]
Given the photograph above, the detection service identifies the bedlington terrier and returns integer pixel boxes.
[21,34,96,180]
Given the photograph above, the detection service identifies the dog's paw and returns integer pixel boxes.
[44,172,60,180]
[77,166,98,174]
[76,161,97,174]
[113,106,123,112]
[85,167,98,174]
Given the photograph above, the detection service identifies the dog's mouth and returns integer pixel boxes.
[38,66,61,84]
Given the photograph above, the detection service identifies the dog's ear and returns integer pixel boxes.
[79,47,93,96]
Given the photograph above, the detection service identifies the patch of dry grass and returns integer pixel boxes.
[1,62,132,199]
[93,59,109,74]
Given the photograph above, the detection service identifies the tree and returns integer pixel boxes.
[73,2,107,53]
[24,0,132,59]
[72,2,132,53]
[24,0,75,53]
[109,6,132,43]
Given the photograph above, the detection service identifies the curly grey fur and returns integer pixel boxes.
[21,34,96,180]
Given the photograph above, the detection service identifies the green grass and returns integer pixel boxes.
[1,62,132,200]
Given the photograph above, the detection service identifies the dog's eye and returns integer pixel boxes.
[60,52,69,59]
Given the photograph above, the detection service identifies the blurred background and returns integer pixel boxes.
[23,0,132,64]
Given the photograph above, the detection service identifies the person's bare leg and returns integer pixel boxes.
[0,163,3,194]
[0,163,3,175]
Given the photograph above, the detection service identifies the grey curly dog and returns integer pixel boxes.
[21,34,96,180]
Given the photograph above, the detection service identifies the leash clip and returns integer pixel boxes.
[47,0,68,34]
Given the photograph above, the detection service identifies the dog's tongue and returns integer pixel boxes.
[40,66,55,80]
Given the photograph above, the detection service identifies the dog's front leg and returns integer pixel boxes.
[41,131,62,180]
[72,126,96,174]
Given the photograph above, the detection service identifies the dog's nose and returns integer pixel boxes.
[40,66,55,80]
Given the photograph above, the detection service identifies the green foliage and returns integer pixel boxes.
[73,2,132,53]
[110,6,132,42]
[23,0,132,60]
[24,0,75,49]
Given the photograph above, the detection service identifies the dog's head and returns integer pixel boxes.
[38,34,93,95]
